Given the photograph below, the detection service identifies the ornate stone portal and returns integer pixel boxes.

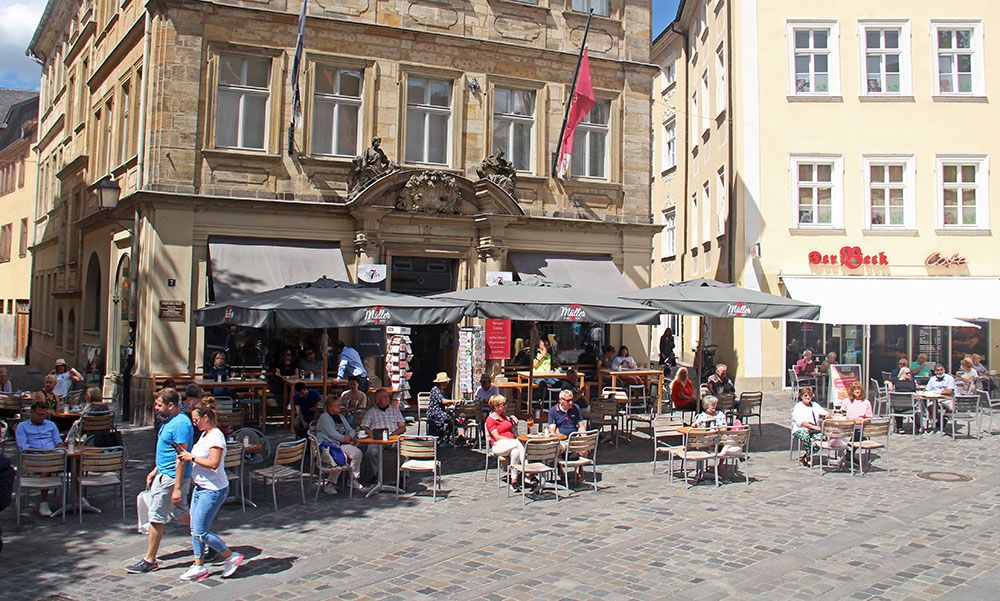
[395,170,463,214]
[348,137,400,197]
[476,149,517,195]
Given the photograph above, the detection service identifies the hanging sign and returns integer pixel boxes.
[485,319,512,360]
[809,246,888,269]
[828,363,862,408]
[486,271,513,286]
[358,264,387,283]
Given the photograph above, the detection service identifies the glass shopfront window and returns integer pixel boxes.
[870,325,908,381]
[950,319,989,372]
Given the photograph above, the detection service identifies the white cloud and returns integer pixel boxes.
[0,0,45,89]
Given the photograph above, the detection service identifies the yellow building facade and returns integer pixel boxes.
[658,0,1000,391]
[29,0,659,421]
[0,94,38,361]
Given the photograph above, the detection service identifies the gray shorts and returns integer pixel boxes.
[148,473,190,524]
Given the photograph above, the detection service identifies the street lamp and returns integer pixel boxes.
[96,176,121,211]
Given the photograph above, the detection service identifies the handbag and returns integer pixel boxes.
[318,441,348,466]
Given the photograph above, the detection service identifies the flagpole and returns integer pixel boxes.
[551,9,595,176]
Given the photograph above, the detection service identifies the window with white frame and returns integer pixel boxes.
[662,118,676,171]
[938,157,989,228]
[216,55,271,150]
[789,23,839,95]
[864,158,914,228]
[572,0,609,18]
[715,45,726,114]
[793,157,841,227]
[571,99,610,179]
[405,77,452,165]
[690,192,700,246]
[661,208,676,259]
[311,66,363,157]
[862,24,908,94]
[118,82,130,164]
[933,23,983,95]
[701,180,711,242]
[662,62,676,90]
[493,87,535,172]
[701,71,710,132]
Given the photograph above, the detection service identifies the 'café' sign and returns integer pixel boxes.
[809,246,889,270]
[925,252,967,269]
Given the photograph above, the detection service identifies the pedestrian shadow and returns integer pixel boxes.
[226,554,297,578]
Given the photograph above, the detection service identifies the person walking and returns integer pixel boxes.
[176,402,243,580]
[126,389,193,574]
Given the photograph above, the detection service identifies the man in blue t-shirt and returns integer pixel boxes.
[127,388,194,574]
[293,382,322,439]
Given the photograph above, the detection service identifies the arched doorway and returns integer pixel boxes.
[84,253,102,331]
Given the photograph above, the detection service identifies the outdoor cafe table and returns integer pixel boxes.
[50,444,100,518]
[915,391,953,432]
[517,433,567,443]
[354,435,403,497]
[597,369,666,412]
[279,376,349,429]
[194,378,271,430]
[515,371,587,414]
[50,411,81,432]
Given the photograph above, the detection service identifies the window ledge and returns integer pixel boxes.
[934,228,991,236]
[661,81,677,95]
[399,163,461,175]
[660,165,677,177]
[660,254,677,262]
[487,0,551,14]
[862,228,918,236]
[563,178,622,192]
[933,95,988,103]
[787,95,843,103]
[516,173,549,183]
[111,155,138,177]
[859,95,914,103]
[298,155,354,168]
[788,227,846,235]
[202,148,282,162]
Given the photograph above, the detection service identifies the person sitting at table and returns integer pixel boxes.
[182,384,203,415]
[532,339,560,401]
[890,357,909,381]
[971,353,988,375]
[611,346,643,386]
[426,372,454,442]
[840,382,873,425]
[693,395,727,429]
[205,351,234,398]
[818,352,838,375]
[292,381,322,440]
[38,374,58,410]
[81,385,113,417]
[794,351,816,376]
[597,345,616,372]
[359,389,407,485]
[955,357,979,396]
[15,400,64,516]
[0,366,12,393]
[475,374,499,408]
[51,358,84,398]
[910,353,933,378]
[925,363,956,430]
[314,396,365,495]
[484,394,525,490]
[791,386,828,467]
[339,376,369,421]
[669,367,695,411]
[889,366,917,393]
[298,348,323,377]
[705,364,735,398]
[547,389,586,438]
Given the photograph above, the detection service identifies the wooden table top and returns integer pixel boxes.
[517,433,567,443]
[599,368,664,377]
[355,435,400,445]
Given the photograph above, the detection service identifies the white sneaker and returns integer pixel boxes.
[179,564,209,581]
[38,501,53,517]
[221,552,243,578]
[323,483,339,495]
[350,479,364,490]
[80,496,102,514]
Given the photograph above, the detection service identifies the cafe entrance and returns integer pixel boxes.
[388,256,458,394]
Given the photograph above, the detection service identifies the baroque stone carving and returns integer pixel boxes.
[354,230,381,257]
[476,149,517,195]
[348,137,399,198]
[395,170,463,214]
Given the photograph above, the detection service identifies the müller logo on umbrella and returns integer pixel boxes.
[223,306,234,323]
[559,304,587,321]
[364,306,391,324]
[726,303,752,317]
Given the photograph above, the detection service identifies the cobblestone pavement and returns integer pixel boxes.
[3,393,1000,601]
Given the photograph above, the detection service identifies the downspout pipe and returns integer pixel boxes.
[725,0,736,284]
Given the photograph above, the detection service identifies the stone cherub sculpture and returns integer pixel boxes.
[348,137,399,197]
[476,148,517,195]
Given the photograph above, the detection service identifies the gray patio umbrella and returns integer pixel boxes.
[194,277,467,329]
[434,277,659,412]
[431,276,661,325]
[620,278,821,321]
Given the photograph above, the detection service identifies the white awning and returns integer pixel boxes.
[209,237,350,303]
[508,252,632,293]
[781,276,999,326]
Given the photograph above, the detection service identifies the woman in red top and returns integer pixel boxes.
[484,395,525,490]
[670,367,695,410]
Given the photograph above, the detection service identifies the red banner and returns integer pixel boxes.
[485,319,511,360]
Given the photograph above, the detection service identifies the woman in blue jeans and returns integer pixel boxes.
[178,402,243,581]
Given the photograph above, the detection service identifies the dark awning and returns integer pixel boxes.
[621,278,821,321]
[508,252,632,293]
[208,237,350,303]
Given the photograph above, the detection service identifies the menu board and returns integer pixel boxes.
[911,326,946,365]
[485,319,511,360]
[828,364,861,408]
[384,326,412,400]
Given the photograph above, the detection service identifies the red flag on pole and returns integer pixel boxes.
[555,48,596,178]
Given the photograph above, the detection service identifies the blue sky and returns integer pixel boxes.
[653,0,682,39]
[1,0,683,91]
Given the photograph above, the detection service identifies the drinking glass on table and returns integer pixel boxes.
[527,418,534,434]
